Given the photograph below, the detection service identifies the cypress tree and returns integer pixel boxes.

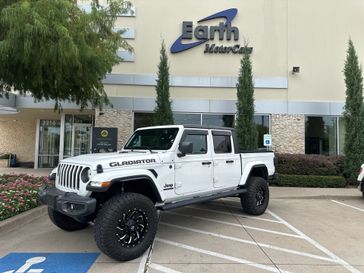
[236,48,258,150]
[343,39,364,181]
[154,41,174,125]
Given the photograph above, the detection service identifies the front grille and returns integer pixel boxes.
[57,163,84,190]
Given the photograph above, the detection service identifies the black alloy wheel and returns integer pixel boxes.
[255,186,266,206]
[116,209,148,247]
[94,193,158,261]
[240,176,269,216]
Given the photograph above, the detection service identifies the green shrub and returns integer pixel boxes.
[276,154,345,176]
[273,174,346,188]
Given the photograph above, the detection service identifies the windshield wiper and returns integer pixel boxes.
[131,146,154,153]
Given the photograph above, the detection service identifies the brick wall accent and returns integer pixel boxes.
[94,109,134,150]
[0,120,36,162]
[271,114,305,154]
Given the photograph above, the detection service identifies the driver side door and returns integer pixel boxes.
[174,129,213,195]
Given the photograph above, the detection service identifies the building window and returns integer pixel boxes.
[134,112,154,130]
[63,114,93,158]
[254,115,270,148]
[38,120,60,168]
[134,112,269,149]
[305,116,337,155]
[202,114,234,127]
[338,117,346,155]
[174,113,201,125]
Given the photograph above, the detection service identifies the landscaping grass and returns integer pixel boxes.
[0,174,53,221]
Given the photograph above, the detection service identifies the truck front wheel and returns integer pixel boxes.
[48,207,89,231]
[94,193,158,261]
[240,176,269,216]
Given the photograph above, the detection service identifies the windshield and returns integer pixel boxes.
[124,128,179,150]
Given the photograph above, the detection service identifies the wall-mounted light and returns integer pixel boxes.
[292,66,300,74]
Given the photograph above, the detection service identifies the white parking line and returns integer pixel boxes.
[267,209,361,273]
[149,263,182,273]
[188,206,282,224]
[164,211,303,239]
[331,200,364,213]
[159,222,337,263]
[156,238,292,273]
[137,247,150,273]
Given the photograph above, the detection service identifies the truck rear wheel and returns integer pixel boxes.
[48,207,89,231]
[94,193,158,261]
[240,176,269,216]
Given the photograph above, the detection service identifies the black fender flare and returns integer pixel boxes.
[86,175,163,203]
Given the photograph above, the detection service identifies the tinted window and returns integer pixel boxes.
[213,135,232,153]
[183,134,207,154]
[305,116,337,155]
[125,128,179,150]
[202,114,234,127]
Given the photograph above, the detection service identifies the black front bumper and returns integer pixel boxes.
[39,187,97,220]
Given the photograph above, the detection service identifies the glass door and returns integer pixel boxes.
[38,120,60,168]
[72,124,92,156]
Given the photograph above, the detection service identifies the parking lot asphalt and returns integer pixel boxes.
[1,187,364,273]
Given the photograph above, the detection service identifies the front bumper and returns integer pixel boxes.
[39,187,97,219]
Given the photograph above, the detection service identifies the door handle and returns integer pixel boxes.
[226,160,234,164]
[202,161,212,165]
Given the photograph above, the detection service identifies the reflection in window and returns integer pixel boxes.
[183,134,207,154]
[202,114,234,127]
[305,116,337,155]
[338,117,345,155]
[213,135,232,153]
[63,114,93,158]
[174,113,201,125]
[134,112,155,130]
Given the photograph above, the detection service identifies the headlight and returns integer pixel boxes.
[81,167,91,183]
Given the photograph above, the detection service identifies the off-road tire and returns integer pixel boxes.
[240,176,269,216]
[48,207,89,231]
[94,193,158,261]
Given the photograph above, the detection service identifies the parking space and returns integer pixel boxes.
[1,187,364,273]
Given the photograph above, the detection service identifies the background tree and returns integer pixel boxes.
[0,0,132,110]
[154,41,174,125]
[343,39,364,181]
[236,47,258,150]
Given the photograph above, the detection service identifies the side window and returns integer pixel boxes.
[213,135,232,154]
[184,134,208,154]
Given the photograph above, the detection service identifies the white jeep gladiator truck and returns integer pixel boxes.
[40,125,276,261]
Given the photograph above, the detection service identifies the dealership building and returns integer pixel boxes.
[0,0,363,168]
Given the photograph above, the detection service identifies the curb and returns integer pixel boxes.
[0,205,48,234]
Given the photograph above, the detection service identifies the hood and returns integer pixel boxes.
[61,151,162,170]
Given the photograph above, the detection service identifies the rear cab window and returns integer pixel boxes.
[212,130,233,154]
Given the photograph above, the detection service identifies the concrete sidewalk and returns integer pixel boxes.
[270,186,359,199]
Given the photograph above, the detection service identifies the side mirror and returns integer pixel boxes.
[178,141,193,157]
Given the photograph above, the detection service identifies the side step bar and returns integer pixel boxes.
[160,188,247,211]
